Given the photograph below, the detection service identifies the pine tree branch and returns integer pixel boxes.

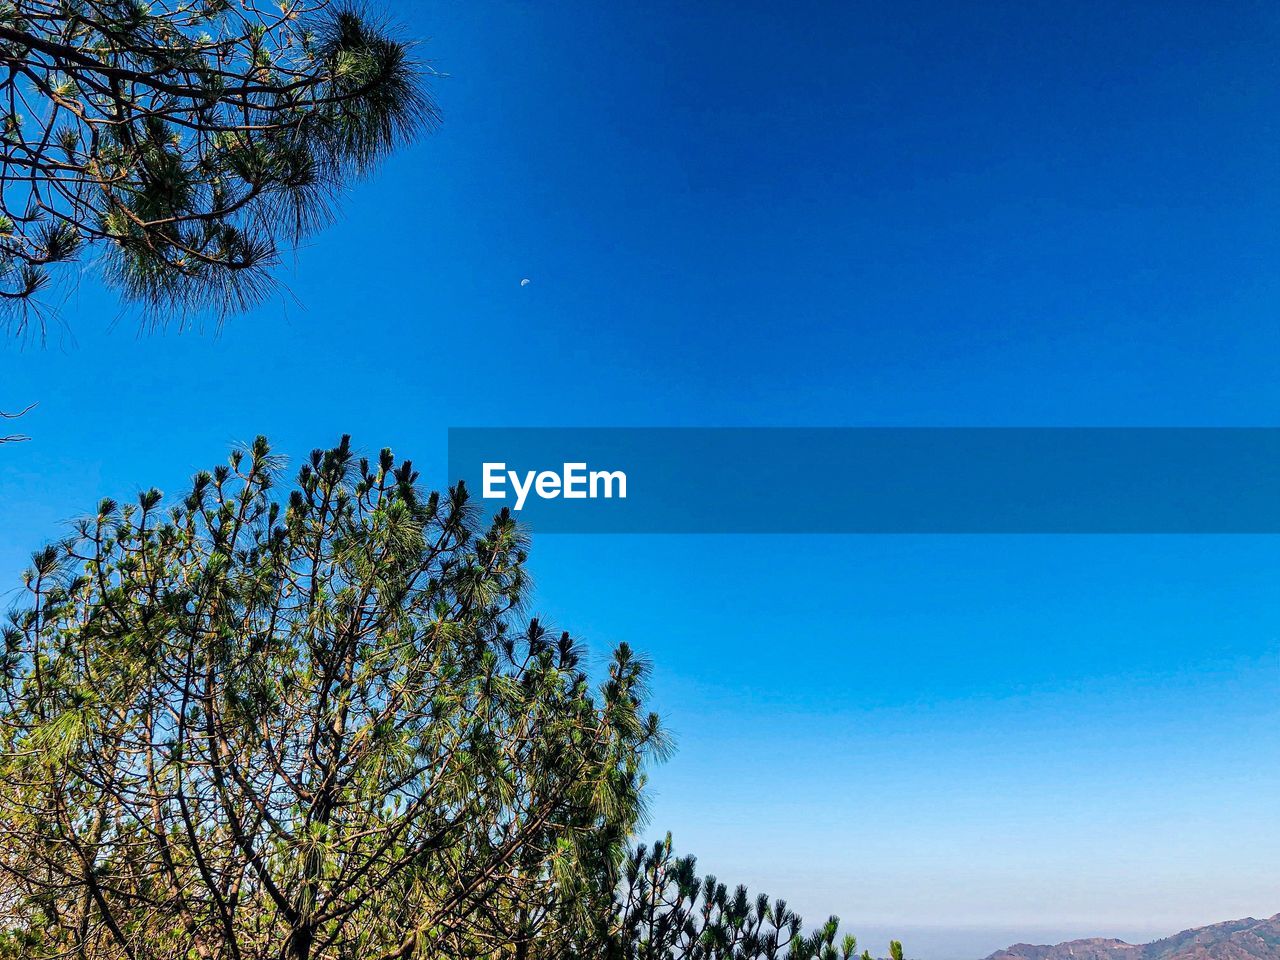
[0,399,34,442]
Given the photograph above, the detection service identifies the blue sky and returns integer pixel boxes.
[1,0,1278,953]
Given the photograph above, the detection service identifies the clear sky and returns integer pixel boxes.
[1,1,1278,955]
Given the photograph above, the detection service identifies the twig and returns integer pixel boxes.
[0,401,36,442]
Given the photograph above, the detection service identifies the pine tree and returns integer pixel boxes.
[0,2,431,333]
[0,436,904,960]
[0,437,664,959]
[576,833,867,960]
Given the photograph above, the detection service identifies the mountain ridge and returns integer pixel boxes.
[984,915,1280,960]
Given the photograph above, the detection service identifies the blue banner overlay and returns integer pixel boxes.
[446,428,1280,533]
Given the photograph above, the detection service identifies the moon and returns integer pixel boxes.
[520,278,530,287]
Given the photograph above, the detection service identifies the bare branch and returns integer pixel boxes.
[0,399,34,441]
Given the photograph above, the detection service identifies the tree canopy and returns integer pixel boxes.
[600,835,867,960]
[0,1,431,332]
[0,438,663,959]
[0,437,901,960]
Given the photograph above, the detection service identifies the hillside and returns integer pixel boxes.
[986,916,1280,960]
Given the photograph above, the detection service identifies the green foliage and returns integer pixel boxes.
[560,833,872,960]
[0,437,663,959]
[0,2,433,334]
[0,437,904,960]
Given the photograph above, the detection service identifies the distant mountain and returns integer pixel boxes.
[985,916,1280,960]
